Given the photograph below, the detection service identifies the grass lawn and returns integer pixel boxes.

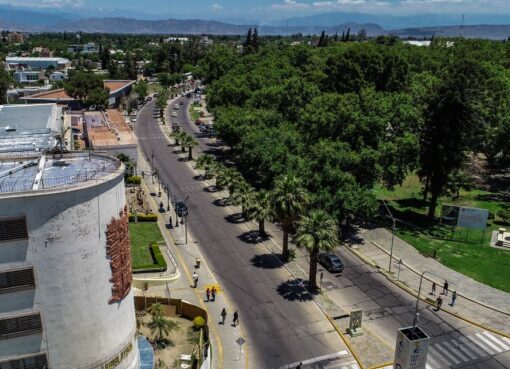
[374,174,510,292]
[189,104,201,122]
[129,222,165,270]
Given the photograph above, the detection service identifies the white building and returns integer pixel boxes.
[0,152,140,369]
[49,71,66,82]
[13,71,44,84]
[5,57,70,71]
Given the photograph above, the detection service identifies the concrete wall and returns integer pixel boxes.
[0,168,139,369]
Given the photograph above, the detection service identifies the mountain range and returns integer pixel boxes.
[2,5,510,39]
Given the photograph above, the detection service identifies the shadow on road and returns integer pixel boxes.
[177,157,191,162]
[213,198,230,207]
[276,279,316,301]
[225,212,246,224]
[203,185,221,193]
[251,254,283,269]
[238,230,269,244]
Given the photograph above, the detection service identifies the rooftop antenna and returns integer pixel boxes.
[54,126,70,159]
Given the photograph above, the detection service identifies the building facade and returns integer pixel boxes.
[0,152,140,369]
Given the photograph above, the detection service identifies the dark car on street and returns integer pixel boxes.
[318,253,344,273]
[175,201,188,217]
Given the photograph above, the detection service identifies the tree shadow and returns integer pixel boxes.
[213,198,230,207]
[177,157,191,162]
[203,185,221,193]
[225,213,246,224]
[172,150,185,155]
[394,198,428,209]
[193,174,205,181]
[276,279,315,301]
[251,254,283,269]
[238,230,270,244]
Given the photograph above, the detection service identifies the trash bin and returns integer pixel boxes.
[195,258,201,268]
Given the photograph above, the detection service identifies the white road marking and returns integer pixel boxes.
[467,335,496,355]
[425,364,434,369]
[428,347,452,367]
[476,333,503,353]
[459,336,487,357]
[502,337,510,346]
[426,350,443,368]
[434,343,461,364]
[453,340,479,360]
[442,341,469,361]
[482,331,510,351]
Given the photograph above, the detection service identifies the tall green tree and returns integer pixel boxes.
[272,175,309,259]
[246,190,273,235]
[0,63,9,104]
[65,71,109,108]
[294,210,338,290]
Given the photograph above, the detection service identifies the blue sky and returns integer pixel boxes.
[2,0,510,20]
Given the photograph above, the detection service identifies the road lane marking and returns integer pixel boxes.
[482,331,510,351]
[452,340,479,360]
[277,351,349,369]
[442,341,469,361]
[428,347,452,367]
[475,333,503,353]
[467,335,495,355]
[434,343,461,364]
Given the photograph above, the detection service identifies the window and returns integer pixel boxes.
[0,354,47,369]
[0,314,42,339]
[0,268,35,294]
[0,217,28,242]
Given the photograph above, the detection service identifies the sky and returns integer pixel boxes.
[2,0,510,21]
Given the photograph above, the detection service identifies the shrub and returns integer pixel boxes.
[126,176,141,185]
[150,243,167,268]
[193,316,206,329]
[497,209,510,224]
[128,213,158,222]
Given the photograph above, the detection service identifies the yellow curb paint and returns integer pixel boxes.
[369,362,394,369]
[347,246,510,339]
[326,315,365,369]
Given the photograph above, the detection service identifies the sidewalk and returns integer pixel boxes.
[354,227,510,335]
[136,134,247,369]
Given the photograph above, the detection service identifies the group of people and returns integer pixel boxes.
[220,308,239,327]
[431,280,457,310]
[205,287,217,302]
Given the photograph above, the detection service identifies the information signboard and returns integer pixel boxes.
[440,205,489,230]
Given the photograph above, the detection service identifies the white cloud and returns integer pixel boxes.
[209,3,224,11]
[271,0,311,10]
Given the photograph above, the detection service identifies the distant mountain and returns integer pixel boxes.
[391,25,510,40]
[270,12,510,30]
[50,18,256,35]
[0,5,80,28]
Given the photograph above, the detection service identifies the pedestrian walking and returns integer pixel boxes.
[232,311,239,327]
[296,362,303,369]
[192,272,198,288]
[443,281,449,295]
[451,290,457,306]
[436,295,443,311]
[206,288,210,302]
[211,287,217,302]
[431,282,436,295]
[220,308,227,325]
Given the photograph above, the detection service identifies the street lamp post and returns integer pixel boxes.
[414,271,458,327]
[166,185,170,211]
[381,199,396,274]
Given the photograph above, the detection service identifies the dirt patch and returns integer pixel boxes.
[138,313,202,369]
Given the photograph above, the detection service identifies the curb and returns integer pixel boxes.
[346,245,510,339]
[369,240,510,316]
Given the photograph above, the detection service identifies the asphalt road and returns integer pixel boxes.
[136,96,510,369]
[136,98,346,368]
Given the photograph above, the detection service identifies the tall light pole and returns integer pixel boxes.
[381,199,396,274]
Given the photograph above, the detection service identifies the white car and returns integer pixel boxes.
[172,112,178,117]
[173,105,180,110]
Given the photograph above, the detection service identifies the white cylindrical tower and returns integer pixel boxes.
[0,152,139,369]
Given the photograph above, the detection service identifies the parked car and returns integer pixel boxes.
[175,201,188,217]
[146,97,152,101]
[199,124,207,132]
[186,92,192,98]
[130,117,137,123]
[172,122,180,132]
[318,254,344,273]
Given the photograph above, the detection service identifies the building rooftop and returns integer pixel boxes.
[6,56,69,64]
[0,104,62,153]
[20,80,136,103]
[87,109,136,148]
[0,152,120,194]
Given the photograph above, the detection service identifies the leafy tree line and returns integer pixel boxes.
[198,38,510,227]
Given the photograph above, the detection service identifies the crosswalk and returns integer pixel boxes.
[426,330,510,369]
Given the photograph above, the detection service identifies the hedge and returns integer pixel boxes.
[126,176,142,185]
[132,243,168,273]
[128,213,158,222]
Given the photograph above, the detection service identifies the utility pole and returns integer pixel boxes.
[381,199,396,274]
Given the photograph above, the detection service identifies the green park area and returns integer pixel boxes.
[374,175,510,292]
[129,222,167,272]
[189,104,201,122]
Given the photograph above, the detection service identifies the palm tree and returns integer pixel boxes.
[195,154,215,179]
[246,190,273,235]
[294,210,338,290]
[170,130,183,146]
[231,180,255,219]
[179,132,188,153]
[185,135,198,161]
[272,175,309,259]
[150,315,178,343]
[217,167,242,198]
[148,302,164,319]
